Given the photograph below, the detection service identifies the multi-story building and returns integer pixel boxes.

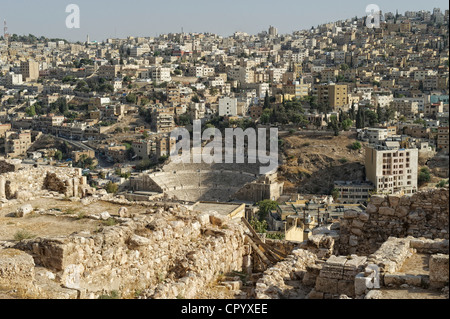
[392,99,419,116]
[437,127,449,153]
[156,136,177,157]
[3,130,33,158]
[150,66,171,82]
[132,139,155,160]
[365,144,418,195]
[317,83,348,110]
[98,65,121,80]
[152,110,175,133]
[218,96,238,117]
[333,181,375,204]
[20,60,39,82]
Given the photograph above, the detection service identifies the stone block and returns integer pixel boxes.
[351,228,363,236]
[349,235,358,247]
[364,290,382,299]
[370,196,385,206]
[378,207,395,216]
[344,210,358,219]
[388,195,401,208]
[395,206,409,218]
[352,219,365,229]
[359,212,370,222]
[354,273,370,296]
[197,213,210,226]
[338,280,355,297]
[366,203,378,214]
[302,272,317,287]
[306,289,323,299]
[429,254,449,288]
[315,276,338,294]
[0,249,36,294]
[16,204,33,217]
[100,211,111,220]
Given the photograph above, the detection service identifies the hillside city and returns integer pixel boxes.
[0,8,449,301]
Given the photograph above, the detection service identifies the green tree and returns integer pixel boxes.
[329,115,340,136]
[351,141,362,150]
[263,91,271,109]
[418,167,431,186]
[54,150,63,161]
[25,105,36,117]
[105,182,119,194]
[126,94,137,104]
[249,217,268,234]
[341,118,353,131]
[257,199,278,221]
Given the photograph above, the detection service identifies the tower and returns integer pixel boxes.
[4,20,9,45]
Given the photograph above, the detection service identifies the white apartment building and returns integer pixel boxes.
[4,72,23,86]
[218,96,238,117]
[373,94,394,108]
[227,66,254,84]
[150,66,171,82]
[189,65,215,77]
[365,145,418,195]
[209,77,224,87]
[360,128,388,144]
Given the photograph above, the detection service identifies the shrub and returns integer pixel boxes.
[105,182,119,194]
[418,167,431,186]
[351,142,362,150]
[103,218,118,227]
[14,230,35,241]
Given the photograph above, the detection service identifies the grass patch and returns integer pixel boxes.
[302,142,311,147]
[103,218,118,226]
[339,158,348,164]
[14,230,36,241]
[98,290,120,299]
[63,208,78,215]
[77,212,87,220]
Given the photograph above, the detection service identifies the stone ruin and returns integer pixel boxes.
[253,188,449,299]
[0,161,448,299]
[0,160,95,206]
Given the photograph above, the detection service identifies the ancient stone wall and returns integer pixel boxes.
[339,189,449,255]
[0,164,92,203]
[12,208,248,299]
[255,248,317,299]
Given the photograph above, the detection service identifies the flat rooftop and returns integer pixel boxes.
[192,201,244,216]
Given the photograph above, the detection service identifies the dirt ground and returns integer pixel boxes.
[378,253,448,299]
[279,131,366,194]
[0,198,150,242]
[399,253,430,276]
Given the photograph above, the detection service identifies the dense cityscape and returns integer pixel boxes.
[0,6,448,302]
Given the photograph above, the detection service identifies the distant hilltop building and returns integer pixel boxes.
[268,25,278,36]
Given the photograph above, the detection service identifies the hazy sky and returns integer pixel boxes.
[0,0,448,42]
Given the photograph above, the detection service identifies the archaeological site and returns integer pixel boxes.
[0,159,448,300]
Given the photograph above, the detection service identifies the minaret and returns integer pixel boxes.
[86,34,90,44]
[4,20,9,45]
